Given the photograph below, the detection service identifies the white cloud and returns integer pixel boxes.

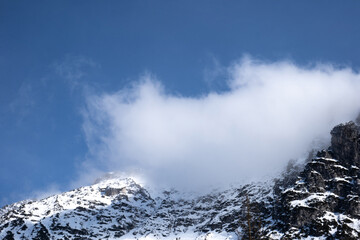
[80,57,360,189]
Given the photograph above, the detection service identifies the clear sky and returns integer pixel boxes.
[1,0,360,206]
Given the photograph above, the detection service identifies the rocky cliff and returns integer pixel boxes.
[271,121,360,239]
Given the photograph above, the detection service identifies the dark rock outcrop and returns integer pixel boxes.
[331,122,360,167]
[271,121,360,239]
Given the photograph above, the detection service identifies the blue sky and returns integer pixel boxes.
[1,1,360,206]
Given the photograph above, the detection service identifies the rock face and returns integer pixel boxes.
[331,122,360,167]
[2,121,360,239]
[271,121,360,239]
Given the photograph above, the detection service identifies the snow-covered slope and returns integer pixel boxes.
[0,178,156,239]
[2,121,360,239]
[0,177,272,240]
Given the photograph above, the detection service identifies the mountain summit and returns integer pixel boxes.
[2,121,360,239]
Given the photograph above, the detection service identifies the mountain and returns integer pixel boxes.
[2,121,360,239]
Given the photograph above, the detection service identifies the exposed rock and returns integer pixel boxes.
[331,121,360,167]
[270,121,360,238]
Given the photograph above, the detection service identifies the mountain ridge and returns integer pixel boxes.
[2,121,360,239]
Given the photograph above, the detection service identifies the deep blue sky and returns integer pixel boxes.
[1,0,360,206]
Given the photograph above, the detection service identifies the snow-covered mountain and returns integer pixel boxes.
[2,121,360,239]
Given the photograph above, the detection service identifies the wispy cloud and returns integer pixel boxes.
[203,56,227,90]
[79,57,360,189]
[9,82,36,122]
[0,183,61,207]
[54,55,99,90]
[28,183,62,200]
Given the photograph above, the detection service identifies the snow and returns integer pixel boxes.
[314,157,338,162]
[2,163,360,240]
[332,164,348,170]
[332,177,351,183]
[118,231,238,240]
[1,177,250,239]
[290,192,338,208]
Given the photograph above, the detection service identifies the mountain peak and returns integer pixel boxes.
[3,122,360,239]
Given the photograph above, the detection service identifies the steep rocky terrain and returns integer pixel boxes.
[2,121,360,239]
[270,121,360,239]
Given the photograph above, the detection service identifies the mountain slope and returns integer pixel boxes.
[0,177,272,239]
[2,121,360,239]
